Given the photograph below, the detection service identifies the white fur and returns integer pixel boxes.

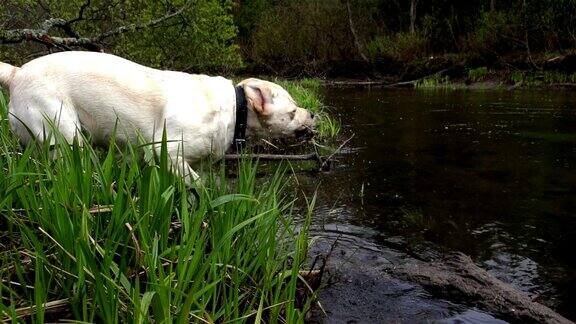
[0,51,315,183]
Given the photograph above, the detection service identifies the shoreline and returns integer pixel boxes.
[323,78,576,90]
[321,73,576,90]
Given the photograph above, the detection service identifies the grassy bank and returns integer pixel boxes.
[0,93,315,322]
[414,67,576,90]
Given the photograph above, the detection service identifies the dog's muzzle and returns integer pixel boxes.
[295,127,315,140]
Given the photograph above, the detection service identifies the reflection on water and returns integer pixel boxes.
[307,88,576,320]
[484,251,541,296]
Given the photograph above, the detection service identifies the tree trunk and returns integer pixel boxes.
[345,0,369,62]
[522,0,537,69]
[409,0,417,34]
[490,0,496,11]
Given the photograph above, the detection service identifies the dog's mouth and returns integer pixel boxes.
[294,127,315,141]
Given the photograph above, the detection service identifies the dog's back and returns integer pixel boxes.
[4,52,173,144]
[2,52,235,163]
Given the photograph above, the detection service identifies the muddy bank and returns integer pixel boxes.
[395,253,572,324]
[306,226,572,324]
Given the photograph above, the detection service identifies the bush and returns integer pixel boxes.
[366,31,429,62]
[462,11,522,56]
[244,0,383,73]
[112,0,242,72]
[468,67,489,81]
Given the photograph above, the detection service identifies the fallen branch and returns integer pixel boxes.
[125,223,143,266]
[322,68,452,89]
[0,18,101,51]
[320,134,354,170]
[5,298,70,321]
[387,79,419,88]
[225,135,355,172]
[8,205,114,214]
[224,153,320,162]
[323,80,394,87]
[388,68,452,88]
[88,204,114,214]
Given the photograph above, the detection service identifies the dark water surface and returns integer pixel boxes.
[306,88,576,322]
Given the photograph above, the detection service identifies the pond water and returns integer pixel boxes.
[304,88,576,322]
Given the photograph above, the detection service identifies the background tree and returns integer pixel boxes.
[409,0,417,34]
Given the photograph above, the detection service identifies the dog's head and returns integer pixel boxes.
[238,78,316,141]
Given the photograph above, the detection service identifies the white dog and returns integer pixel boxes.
[0,51,316,182]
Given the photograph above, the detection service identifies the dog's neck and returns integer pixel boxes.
[233,85,248,151]
[233,85,270,148]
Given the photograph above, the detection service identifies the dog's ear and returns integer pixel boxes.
[242,81,273,115]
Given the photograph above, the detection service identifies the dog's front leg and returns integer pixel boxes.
[171,155,200,186]
[170,156,203,207]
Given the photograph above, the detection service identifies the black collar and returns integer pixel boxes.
[233,85,248,152]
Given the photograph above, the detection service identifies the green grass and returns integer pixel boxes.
[274,78,340,139]
[275,79,323,112]
[0,92,315,323]
[467,67,488,82]
[414,75,467,90]
[507,70,576,86]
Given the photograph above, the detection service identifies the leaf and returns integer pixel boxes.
[209,194,258,209]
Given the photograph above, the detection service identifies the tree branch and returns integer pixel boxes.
[95,2,191,42]
[0,1,191,52]
[0,18,101,51]
[224,153,321,162]
[67,0,92,25]
[345,0,369,63]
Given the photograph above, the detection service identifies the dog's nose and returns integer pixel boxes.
[310,112,315,119]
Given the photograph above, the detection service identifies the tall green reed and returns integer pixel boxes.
[0,92,314,323]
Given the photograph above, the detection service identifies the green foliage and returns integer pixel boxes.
[248,1,344,69]
[0,92,313,322]
[112,0,242,72]
[468,67,489,82]
[366,32,428,62]
[462,11,522,56]
[0,0,242,71]
[510,71,525,84]
[275,79,322,112]
[415,75,461,90]
[507,70,576,86]
[314,112,341,140]
[244,0,382,73]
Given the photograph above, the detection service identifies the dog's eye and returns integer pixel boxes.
[289,110,296,120]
